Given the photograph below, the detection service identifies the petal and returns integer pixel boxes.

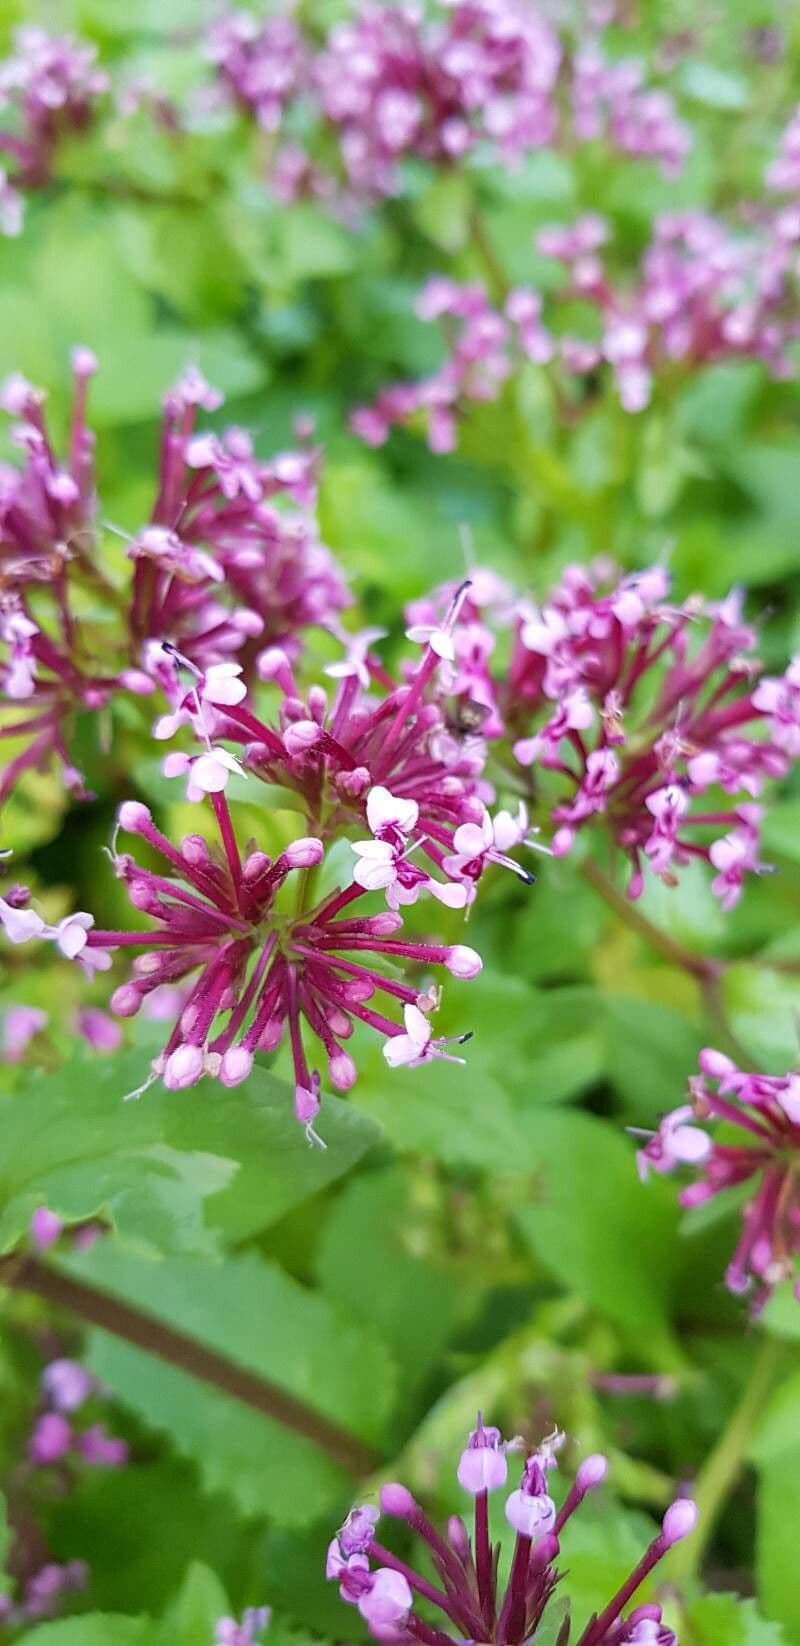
[403,1003,431,1048]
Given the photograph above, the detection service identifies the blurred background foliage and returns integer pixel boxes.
[1,0,800,1642]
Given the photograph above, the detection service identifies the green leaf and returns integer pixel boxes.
[755,1443,800,1639]
[0,1051,380,1254]
[157,1561,230,1645]
[553,1497,664,1628]
[684,1594,789,1644]
[414,173,472,253]
[513,1109,681,1350]
[751,1369,800,1464]
[601,996,702,1120]
[15,1619,155,1646]
[679,61,750,108]
[88,330,266,428]
[49,1459,255,1615]
[62,1242,396,1523]
[722,965,800,1071]
[314,1167,472,1405]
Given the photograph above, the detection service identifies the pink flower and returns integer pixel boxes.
[638,1051,800,1308]
[2,1004,48,1059]
[30,1207,63,1251]
[328,1420,694,1646]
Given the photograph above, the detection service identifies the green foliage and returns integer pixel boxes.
[0,1051,379,1254]
[2,0,800,1635]
[61,1240,395,1521]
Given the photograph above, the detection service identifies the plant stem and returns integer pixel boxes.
[0,1253,378,1478]
[580,858,757,1065]
[579,858,716,981]
[468,205,511,303]
[669,1334,783,1585]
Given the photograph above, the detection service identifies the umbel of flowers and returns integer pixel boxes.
[402,565,799,908]
[638,1049,800,1310]
[0,356,348,806]
[328,1419,697,1645]
[83,584,534,1131]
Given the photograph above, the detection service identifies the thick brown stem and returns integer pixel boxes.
[0,1254,378,1478]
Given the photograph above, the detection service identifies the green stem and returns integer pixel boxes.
[467,205,511,303]
[669,1334,783,1585]
[579,858,716,982]
[580,858,757,1066]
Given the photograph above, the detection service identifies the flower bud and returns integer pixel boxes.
[329,1051,357,1092]
[220,1047,254,1087]
[380,1483,416,1518]
[257,646,292,681]
[71,346,98,377]
[284,720,322,756]
[243,851,272,881]
[284,836,324,869]
[698,1048,736,1081]
[118,801,152,835]
[111,984,143,1018]
[576,1454,609,1493]
[295,1083,320,1125]
[661,1498,698,1548]
[551,826,574,857]
[445,945,482,979]
[163,1044,205,1090]
[31,1207,63,1251]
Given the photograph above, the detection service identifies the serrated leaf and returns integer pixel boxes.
[513,1109,681,1351]
[61,1242,396,1524]
[0,1051,379,1254]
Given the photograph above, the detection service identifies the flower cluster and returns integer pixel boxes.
[310,0,561,196]
[87,591,519,1125]
[571,44,691,177]
[29,1356,129,1470]
[0,1558,87,1631]
[205,1,691,205]
[638,1048,800,1309]
[215,1607,271,1646]
[0,27,108,229]
[205,12,307,135]
[351,193,800,441]
[328,1417,697,1644]
[0,356,347,807]
[0,1354,127,1631]
[404,564,796,907]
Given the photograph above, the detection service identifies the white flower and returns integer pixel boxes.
[383,1004,432,1068]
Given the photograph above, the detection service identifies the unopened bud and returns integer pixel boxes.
[220,1046,254,1086]
[329,1051,357,1092]
[380,1483,415,1518]
[661,1499,698,1548]
[284,836,324,869]
[446,945,482,979]
[284,720,322,756]
[118,801,151,835]
[576,1454,609,1493]
[163,1044,204,1090]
